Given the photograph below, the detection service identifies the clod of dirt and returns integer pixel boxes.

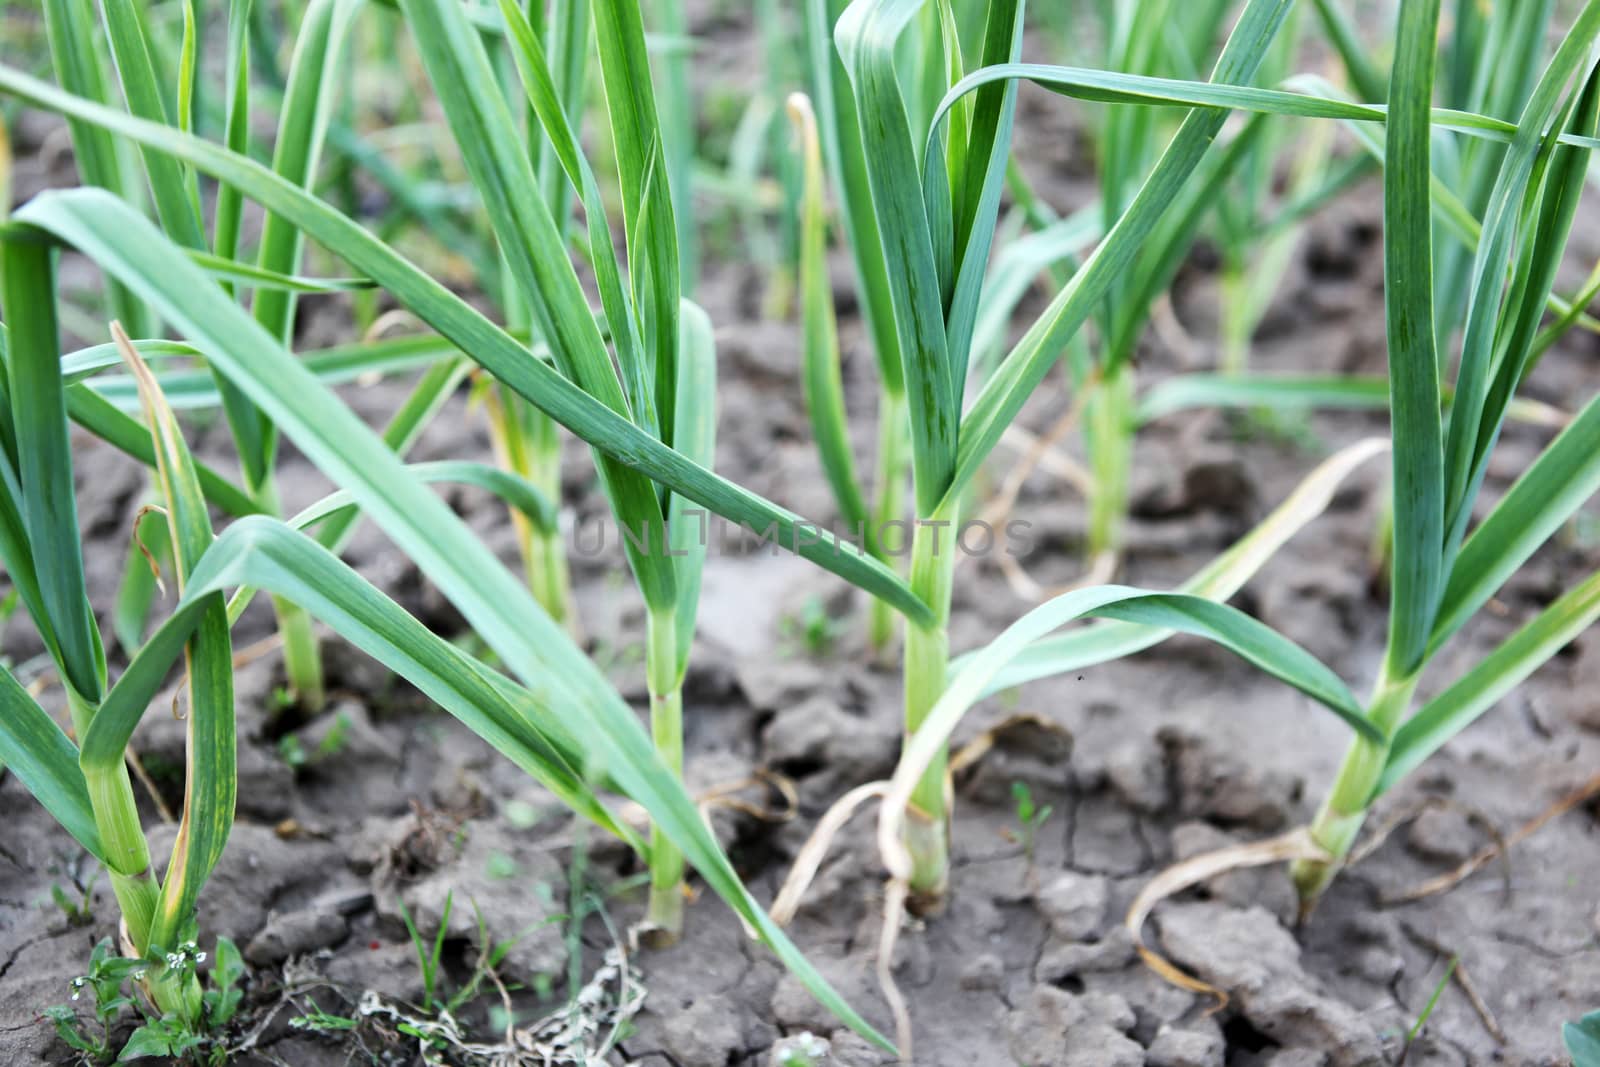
[1035,871,1111,941]
[165,823,346,947]
[244,908,351,966]
[1165,730,1297,831]
[770,964,881,1037]
[1132,451,1257,522]
[1255,561,1369,669]
[738,658,830,713]
[1101,736,1173,813]
[825,1028,898,1067]
[1404,807,1481,866]
[658,996,746,1065]
[1146,1023,1226,1067]
[1071,793,1152,876]
[320,936,428,1004]
[761,694,897,796]
[1003,985,1144,1067]
[1157,902,1385,1066]
[1035,926,1139,983]
[959,951,1005,991]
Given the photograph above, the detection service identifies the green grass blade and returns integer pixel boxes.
[113,506,168,653]
[1429,391,1600,655]
[883,580,1379,878]
[1565,1012,1600,1067]
[80,332,462,408]
[112,327,235,952]
[1138,373,1391,422]
[1378,0,1445,678]
[1449,63,1600,563]
[495,0,656,439]
[1379,567,1600,797]
[251,0,360,343]
[789,93,869,534]
[0,349,61,668]
[41,0,149,335]
[836,0,957,516]
[0,234,102,701]
[1438,5,1600,559]
[304,357,472,555]
[0,665,105,861]
[288,460,557,537]
[970,206,1099,377]
[1307,0,1387,102]
[176,0,197,135]
[592,0,681,447]
[939,0,1024,392]
[99,0,206,249]
[1106,113,1269,365]
[649,0,696,295]
[211,0,254,279]
[803,0,903,392]
[190,250,377,293]
[0,72,928,622]
[238,0,360,488]
[668,302,717,679]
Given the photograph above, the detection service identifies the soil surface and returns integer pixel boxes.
[3,6,1600,1067]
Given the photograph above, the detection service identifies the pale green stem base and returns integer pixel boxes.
[867,389,909,659]
[1220,262,1251,378]
[146,968,203,1023]
[644,609,686,943]
[525,525,577,634]
[274,597,324,712]
[903,509,957,911]
[1290,666,1419,909]
[72,690,201,1022]
[490,395,580,639]
[523,415,578,639]
[1085,366,1134,565]
[70,687,159,951]
[253,477,324,711]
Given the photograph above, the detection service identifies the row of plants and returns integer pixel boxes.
[0,0,1596,1058]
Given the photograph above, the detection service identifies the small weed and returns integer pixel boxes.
[772,1031,830,1066]
[46,936,243,1065]
[1004,781,1054,862]
[43,863,100,928]
[780,596,845,658]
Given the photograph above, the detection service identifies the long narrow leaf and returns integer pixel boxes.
[111,326,235,952]
[0,235,102,700]
[1380,0,1445,678]
[789,92,869,534]
[0,666,105,861]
